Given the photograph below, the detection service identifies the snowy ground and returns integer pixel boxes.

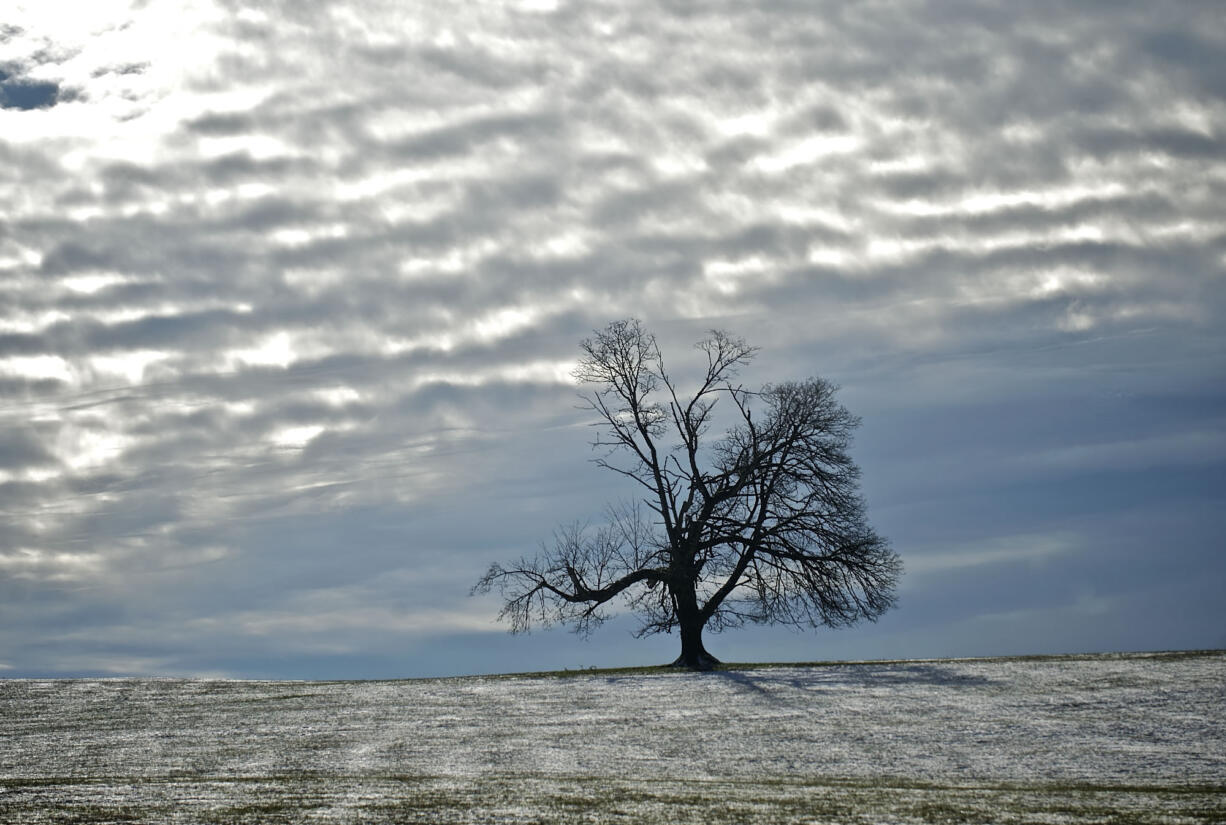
[1,651,1223,823]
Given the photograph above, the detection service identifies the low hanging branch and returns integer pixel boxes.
[474,319,901,669]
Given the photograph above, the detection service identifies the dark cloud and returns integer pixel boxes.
[1139,29,1226,101]
[182,110,258,136]
[0,427,56,470]
[91,61,149,78]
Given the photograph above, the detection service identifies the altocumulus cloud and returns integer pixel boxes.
[1,0,1223,677]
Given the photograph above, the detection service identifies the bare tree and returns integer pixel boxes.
[474,319,901,669]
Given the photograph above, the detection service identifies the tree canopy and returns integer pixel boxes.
[475,319,901,668]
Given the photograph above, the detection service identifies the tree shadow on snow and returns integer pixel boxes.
[779,663,998,691]
[709,669,777,697]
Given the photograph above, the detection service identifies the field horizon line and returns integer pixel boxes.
[7,647,1220,684]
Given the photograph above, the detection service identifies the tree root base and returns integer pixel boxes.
[667,652,721,671]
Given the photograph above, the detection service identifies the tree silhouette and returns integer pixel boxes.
[475,319,901,669]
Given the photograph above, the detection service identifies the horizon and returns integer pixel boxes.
[4,646,1221,683]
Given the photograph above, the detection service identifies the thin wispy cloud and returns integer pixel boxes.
[1,0,1223,676]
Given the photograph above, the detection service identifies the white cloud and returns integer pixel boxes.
[268,424,325,449]
[905,533,1077,578]
[0,355,75,383]
[752,134,860,173]
[0,547,104,581]
[1018,429,1226,474]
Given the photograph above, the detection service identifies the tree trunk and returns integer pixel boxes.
[668,580,720,670]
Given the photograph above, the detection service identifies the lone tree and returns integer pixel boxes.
[475,319,901,669]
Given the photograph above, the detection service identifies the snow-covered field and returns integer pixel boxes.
[1,652,1223,823]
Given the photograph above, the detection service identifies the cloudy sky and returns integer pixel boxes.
[2,0,1223,679]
